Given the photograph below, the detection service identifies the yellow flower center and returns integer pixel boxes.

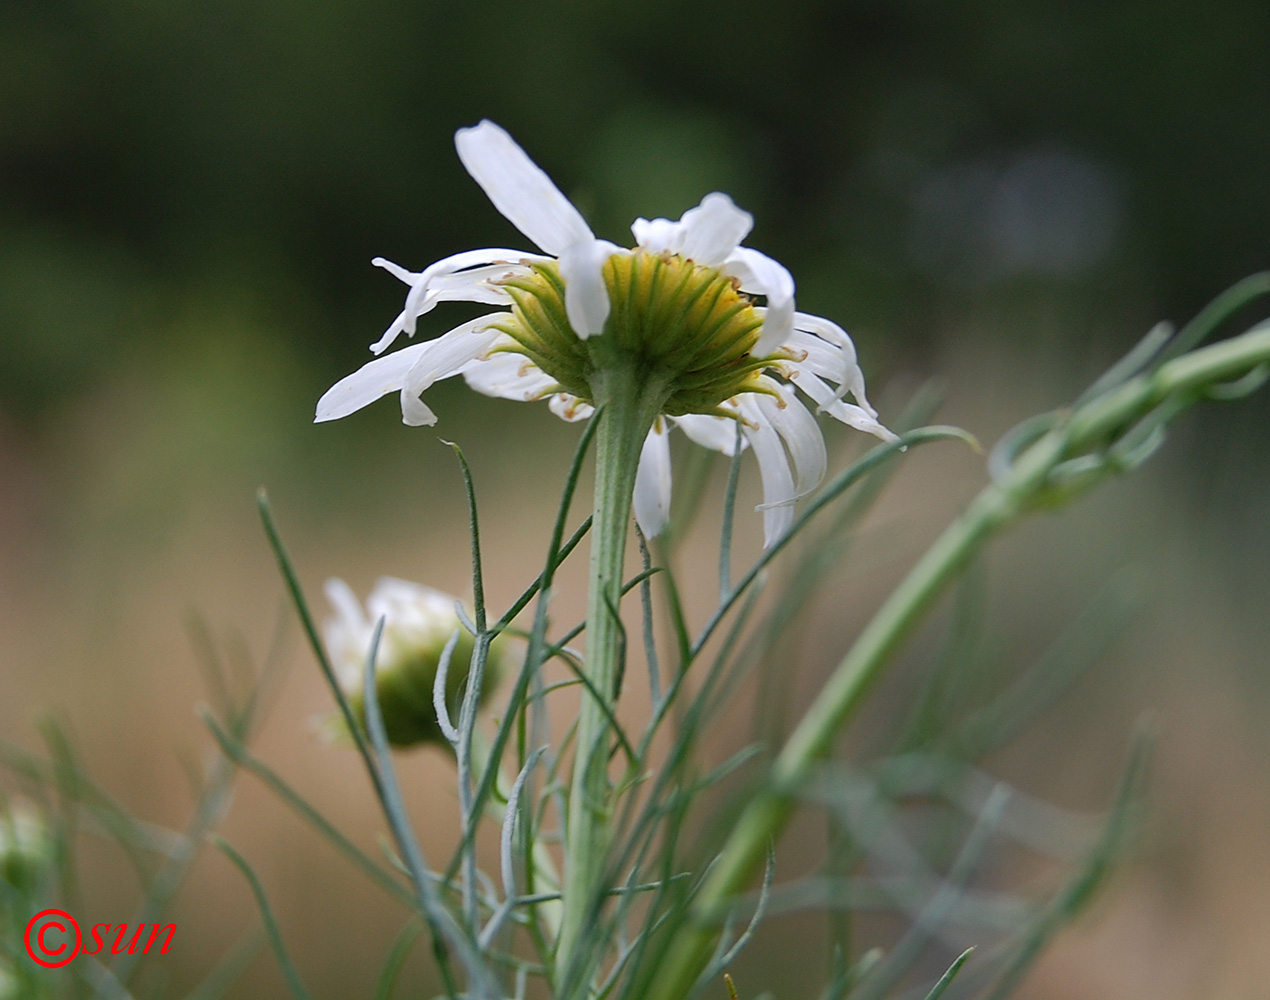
[493,251,772,417]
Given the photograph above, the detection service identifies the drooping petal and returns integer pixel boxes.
[787,311,875,414]
[455,120,595,257]
[779,328,874,412]
[672,412,748,456]
[315,342,429,422]
[724,247,795,356]
[754,384,827,500]
[737,394,797,546]
[675,193,753,266]
[398,388,439,428]
[399,318,506,426]
[461,349,558,401]
[633,420,673,538]
[547,393,595,423]
[557,239,621,337]
[370,250,544,354]
[791,371,897,441]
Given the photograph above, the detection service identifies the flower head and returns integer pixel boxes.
[323,577,499,748]
[317,121,894,545]
[0,802,52,895]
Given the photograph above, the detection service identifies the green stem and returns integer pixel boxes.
[645,320,1270,1000]
[557,363,668,996]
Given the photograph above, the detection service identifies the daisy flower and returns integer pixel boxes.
[322,577,500,748]
[316,120,893,545]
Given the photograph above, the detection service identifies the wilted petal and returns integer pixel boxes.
[399,388,439,427]
[737,394,796,546]
[455,120,595,257]
[547,393,595,423]
[427,264,527,306]
[633,420,673,538]
[370,249,542,353]
[788,311,874,414]
[754,384,827,500]
[793,372,897,441]
[316,342,429,422]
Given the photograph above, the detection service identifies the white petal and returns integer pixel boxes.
[427,263,527,306]
[724,247,795,356]
[370,249,542,354]
[792,372,897,441]
[547,393,594,422]
[455,121,595,256]
[631,216,679,254]
[315,342,429,422]
[675,193,753,266]
[372,257,416,284]
[633,421,672,538]
[399,388,439,427]
[558,239,620,337]
[737,394,796,547]
[788,311,875,414]
[755,384,827,500]
[462,350,557,401]
[671,413,747,456]
[403,317,504,385]
[779,328,874,412]
[324,577,366,633]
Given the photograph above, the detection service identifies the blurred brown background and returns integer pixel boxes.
[1,1,1268,996]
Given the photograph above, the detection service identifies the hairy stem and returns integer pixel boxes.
[557,363,668,997]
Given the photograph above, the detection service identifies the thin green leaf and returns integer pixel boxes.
[256,490,383,801]
[211,836,312,1000]
[922,948,974,1000]
[443,440,487,634]
[373,919,423,1000]
[637,528,662,707]
[360,619,471,999]
[1155,271,1270,365]
[718,422,744,602]
[199,708,414,908]
[183,928,265,1000]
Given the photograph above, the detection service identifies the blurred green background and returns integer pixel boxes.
[1,0,1267,997]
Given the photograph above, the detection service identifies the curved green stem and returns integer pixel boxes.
[646,319,1270,1000]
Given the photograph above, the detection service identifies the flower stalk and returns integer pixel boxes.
[558,362,671,994]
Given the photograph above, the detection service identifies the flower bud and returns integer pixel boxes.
[322,577,501,748]
[0,803,53,895]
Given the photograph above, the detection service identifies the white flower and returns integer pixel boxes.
[323,577,496,748]
[316,120,894,546]
[0,803,52,892]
